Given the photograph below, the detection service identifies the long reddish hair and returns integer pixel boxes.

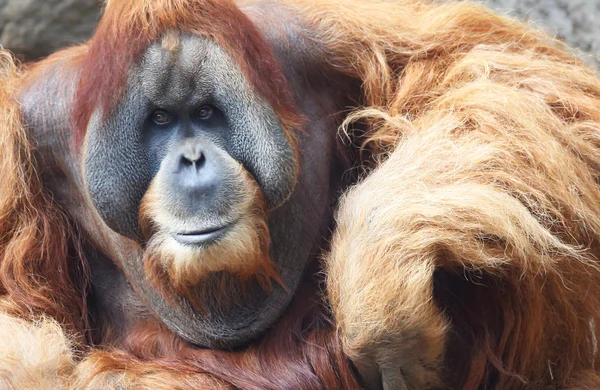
[79,272,361,389]
[0,49,90,339]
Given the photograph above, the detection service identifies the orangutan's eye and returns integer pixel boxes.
[151,109,172,125]
[195,105,214,120]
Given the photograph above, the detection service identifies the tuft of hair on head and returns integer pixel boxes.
[139,167,280,311]
[74,0,303,149]
[160,29,182,54]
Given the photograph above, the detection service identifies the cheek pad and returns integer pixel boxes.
[224,101,297,208]
[84,104,152,240]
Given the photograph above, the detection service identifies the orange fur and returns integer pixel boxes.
[73,351,231,390]
[0,308,77,389]
[0,49,90,337]
[294,0,600,387]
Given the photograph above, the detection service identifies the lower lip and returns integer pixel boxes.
[173,225,230,246]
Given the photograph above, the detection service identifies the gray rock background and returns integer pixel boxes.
[481,0,600,67]
[0,0,101,60]
[0,0,598,66]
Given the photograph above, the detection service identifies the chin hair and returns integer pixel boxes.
[138,169,279,309]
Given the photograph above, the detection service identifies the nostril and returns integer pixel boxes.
[180,151,206,170]
[196,152,206,170]
[181,155,194,167]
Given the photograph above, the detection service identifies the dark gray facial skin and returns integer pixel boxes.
[19,4,356,348]
[85,36,297,241]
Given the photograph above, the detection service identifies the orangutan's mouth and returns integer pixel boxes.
[173,224,231,246]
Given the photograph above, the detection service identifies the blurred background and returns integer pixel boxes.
[0,0,598,66]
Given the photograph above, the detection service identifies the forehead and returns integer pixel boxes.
[137,32,250,106]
